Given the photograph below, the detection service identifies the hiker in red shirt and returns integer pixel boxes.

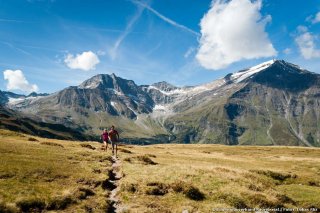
[101,129,109,151]
[108,125,119,156]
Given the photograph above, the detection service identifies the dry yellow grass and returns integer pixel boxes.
[1,129,320,213]
[0,129,113,212]
[118,144,320,212]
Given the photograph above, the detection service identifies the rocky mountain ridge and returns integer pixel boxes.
[2,60,320,146]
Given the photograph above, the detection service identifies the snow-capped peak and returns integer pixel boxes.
[231,59,275,83]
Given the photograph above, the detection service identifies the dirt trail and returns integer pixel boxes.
[106,156,122,213]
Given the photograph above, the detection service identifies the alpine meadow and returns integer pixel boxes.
[1,0,320,212]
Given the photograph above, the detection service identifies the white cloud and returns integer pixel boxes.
[3,70,38,93]
[196,0,277,70]
[314,12,320,24]
[307,12,320,24]
[295,30,320,59]
[297,25,308,33]
[283,48,292,55]
[64,51,100,71]
[184,47,195,58]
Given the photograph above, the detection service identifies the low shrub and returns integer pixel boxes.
[170,181,205,201]
[16,198,46,212]
[28,137,39,142]
[136,155,157,165]
[47,196,75,210]
[0,202,18,213]
[218,193,247,209]
[80,144,96,150]
[118,148,132,154]
[76,187,96,200]
[251,170,295,182]
[125,183,138,193]
[146,182,168,196]
[183,185,205,201]
[40,142,64,148]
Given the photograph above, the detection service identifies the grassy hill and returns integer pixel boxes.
[0,129,320,212]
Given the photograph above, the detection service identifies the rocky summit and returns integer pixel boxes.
[2,60,320,146]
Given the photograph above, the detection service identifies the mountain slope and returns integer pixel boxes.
[0,105,92,140]
[11,74,168,143]
[6,60,320,146]
[163,60,320,146]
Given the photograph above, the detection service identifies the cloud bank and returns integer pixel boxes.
[64,51,100,71]
[196,0,277,70]
[307,12,320,24]
[295,28,320,59]
[3,70,38,93]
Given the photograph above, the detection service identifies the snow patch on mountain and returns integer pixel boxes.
[231,60,275,83]
[8,96,37,105]
[148,78,226,97]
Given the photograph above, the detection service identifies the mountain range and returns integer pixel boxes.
[1,60,320,146]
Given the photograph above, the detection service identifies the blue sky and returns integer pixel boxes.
[0,0,320,94]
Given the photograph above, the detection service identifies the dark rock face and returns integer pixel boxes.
[141,86,174,105]
[250,60,320,92]
[22,74,155,119]
[0,91,7,105]
[27,92,49,97]
[76,74,154,117]
[151,81,178,92]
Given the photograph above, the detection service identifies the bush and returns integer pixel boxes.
[146,182,168,196]
[0,202,18,213]
[16,198,46,212]
[125,183,138,193]
[219,193,247,209]
[75,187,96,200]
[247,193,274,208]
[80,144,96,150]
[171,181,185,193]
[40,142,64,148]
[252,170,295,182]
[183,186,205,201]
[136,155,157,165]
[28,137,39,142]
[123,157,132,162]
[170,181,205,201]
[118,148,132,154]
[47,196,75,210]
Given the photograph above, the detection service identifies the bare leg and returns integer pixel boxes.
[103,141,108,152]
[115,144,118,157]
[111,140,115,155]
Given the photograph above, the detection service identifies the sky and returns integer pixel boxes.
[0,0,320,94]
